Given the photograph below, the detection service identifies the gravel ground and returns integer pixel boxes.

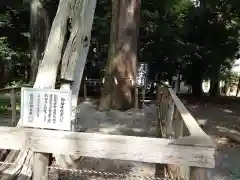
[52,101,159,180]
[183,100,240,180]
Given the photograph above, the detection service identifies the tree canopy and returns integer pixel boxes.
[0,0,239,97]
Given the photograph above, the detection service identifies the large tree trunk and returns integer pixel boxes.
[99,0,141,110]
[98,0,120,111]
[29,0,50,84]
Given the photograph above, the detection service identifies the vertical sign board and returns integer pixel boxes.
[136,63,148,87]
[20,88,72,131]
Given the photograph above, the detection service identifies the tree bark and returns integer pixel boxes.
[209,68,220,98]
[236,77,240,97]
[210,79,220,98]
[99,0,141,110]
[0,66,4,88]
[98,0,120,111]
[223,79,229,95]
[29,0,50,84]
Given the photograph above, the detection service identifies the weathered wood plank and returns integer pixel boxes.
[0,126,215,168]
[56,0,97,168]
[31,0,73,178]
[170,109,191,180]
[168,88,209,137]
[33,153,48,180]
[190,167,210,180]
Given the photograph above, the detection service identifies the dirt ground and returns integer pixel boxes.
[181,96,240,145]
[181,96,240,180]
[51,101,159,180]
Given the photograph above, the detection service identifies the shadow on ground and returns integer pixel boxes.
[180,95,240,180]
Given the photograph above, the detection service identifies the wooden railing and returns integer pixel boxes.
[0,86,22,126]
[82,78,153,109]
[0,85,32,126]
[0,83,215,180]
[156,83,216,179]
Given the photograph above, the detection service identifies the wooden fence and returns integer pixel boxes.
[82,78,154,108]
[156,83,215,179]
[0,83,215,180]
[0,85,32,126]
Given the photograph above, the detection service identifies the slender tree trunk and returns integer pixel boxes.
[99,0,141,110]
[223,79,228,95]
[191,75,202,98]
[0,66,4,88]
[29,0,50,84]
[210,79,220,97]
[236,77,240,97]
[210,68,220,98]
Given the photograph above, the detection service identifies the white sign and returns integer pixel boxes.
[136,63,148,87]
[20,88,72,131]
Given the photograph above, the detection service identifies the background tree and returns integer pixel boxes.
[29,0,57,84]
[99,0,141,110]
[0,1,30,87]
[0,0,240,98]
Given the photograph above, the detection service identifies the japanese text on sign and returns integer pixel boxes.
[20,88,72,131]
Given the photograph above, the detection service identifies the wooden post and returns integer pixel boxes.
[190,167,209,180]
[54,0,97,168]
[11,88,17,126]
[166,98,174,138]
[32,0,72,178]
[134,86,139,109]
[33,153,49,180]
[155,86,166,178]
[172,110,190,180]
[141,86,145,108]
[84,78,87,100]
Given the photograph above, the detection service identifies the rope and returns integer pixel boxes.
[0,161,165,179]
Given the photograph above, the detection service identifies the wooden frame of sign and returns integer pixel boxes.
[20,87,72,131]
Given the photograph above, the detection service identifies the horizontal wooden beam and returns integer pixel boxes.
[0,126,215,168]
[0,85,32,92]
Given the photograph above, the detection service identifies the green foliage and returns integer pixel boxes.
[139,0,240,91]
[0,0,240,95]
[0,2,30,87]
[0,37,18,71]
